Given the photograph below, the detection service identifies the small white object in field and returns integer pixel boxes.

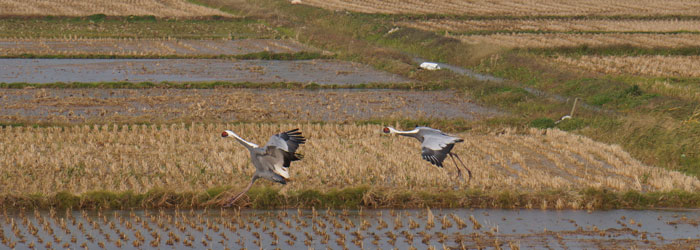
[420,62,441,70]
[291,0,302,4]
[555,115,572,124]
[387,27,400,34]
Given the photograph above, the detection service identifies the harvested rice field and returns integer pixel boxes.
[1,124,696,197]
[0,208,698,249]
[0,89,500,124]
[400,19,700,33]
[0,18,276,40]
[454,33,700,49]
[0,59,409,84]
[0,38,320,57]
[0,0,232,17]
[300,0,700,16]
[552,55,700,78]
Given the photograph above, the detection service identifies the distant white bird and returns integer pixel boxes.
[420,62,441,70]
[220,128,305,207]
[383,126,472,181]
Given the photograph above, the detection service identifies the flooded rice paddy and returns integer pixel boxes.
[0,59,410,84]
[1,208,698,249]
[0,89,499,123]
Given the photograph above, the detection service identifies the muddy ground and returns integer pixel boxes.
[0,89,499,124]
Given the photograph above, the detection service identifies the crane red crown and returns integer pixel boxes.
[382,127,390,133]
[221,131,229,137]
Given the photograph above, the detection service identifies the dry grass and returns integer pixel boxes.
[454,33,700,49]
[0,0,232,17]
[0,89,497,124]
[300,0,700,16]
[553,55,700,78]
[0,38,317,57]
[0,123,696,197]
[400,19,700,33]
[550,55,700,102]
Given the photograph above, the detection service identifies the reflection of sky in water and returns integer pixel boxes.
[0,59,410,84]
[2,208,698,249]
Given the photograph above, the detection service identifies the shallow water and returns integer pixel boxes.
[1,208,698,249]
[0,59,410,84]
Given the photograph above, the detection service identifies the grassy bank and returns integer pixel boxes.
[3,187,699,210]
[524,45,700,56]
[475,52,700,176]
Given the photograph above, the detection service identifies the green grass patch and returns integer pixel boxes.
[3,187,699,209]
[530,118,556,129]
[526,45,700,56]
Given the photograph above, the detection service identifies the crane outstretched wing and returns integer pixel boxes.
[420,134,461,167]
[263,129,306,168]
[265,129,306,153]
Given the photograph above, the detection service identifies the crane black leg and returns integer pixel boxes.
[448,153,463,181]
[223,177,257,207]
[452,153,473,182]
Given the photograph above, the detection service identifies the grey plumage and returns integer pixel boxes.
[220,128,305,207]
[383,126,472,181]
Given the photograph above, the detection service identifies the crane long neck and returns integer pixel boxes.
[391,127,419,137]
[227,131,259,149]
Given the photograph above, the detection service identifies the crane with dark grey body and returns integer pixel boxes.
[383,126,472,181]
[221,128,305,207]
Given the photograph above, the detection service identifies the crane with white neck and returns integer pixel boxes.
[220,128,306,207]
[383,126,472,182]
